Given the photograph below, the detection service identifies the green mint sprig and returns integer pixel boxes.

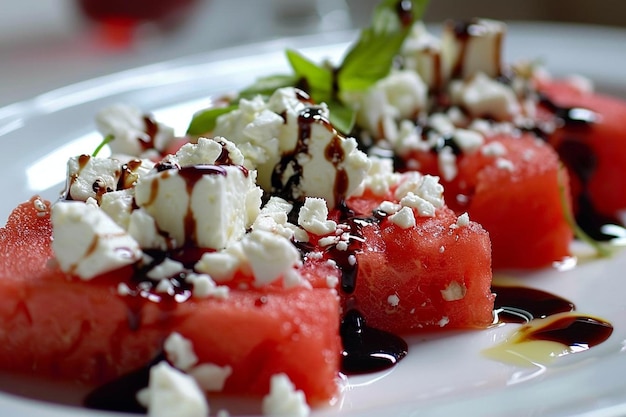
[92,134,115,157]
[186,0,429,136]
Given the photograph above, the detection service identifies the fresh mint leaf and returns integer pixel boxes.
[238,74,298,100]
[187,0,430,136]
[286,49,333,103]
[338,0,429,93]
[92,134,114,157]
[186,104,238,136]
[327,100,357,136]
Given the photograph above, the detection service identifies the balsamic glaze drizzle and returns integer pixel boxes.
[492,285,613,353]
[340,309,408,374]
[492,285,575,324]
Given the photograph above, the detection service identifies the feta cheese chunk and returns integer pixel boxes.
[298,197,337,235]
[135,165,262,250]
[241,230,302,287]
[51,201,142,280]
[262,373,310,417]
[450,73,521,121]
[172,137,245,167]
[64,155,121,202]
[215,87,370,207]
[138,362,208,417]
[189,363,233,392]
[164,332,198,372]
[347,70,428,141]
[401,22,443,89]
[271,111,370,207]
[96,104,176,157]
[441,18,506,80]
[99,188,135,229]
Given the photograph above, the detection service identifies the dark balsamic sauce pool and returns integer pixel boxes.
[492,284,613,352]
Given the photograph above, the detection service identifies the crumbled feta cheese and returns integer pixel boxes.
[240,230,302,288]
[438,316,450,327]
[185,273,230,299]
[450,73,521,121]
[262,373,310,417]
[51,201,142,280]
[441,281,467,301]
[378,200,401,215]
[481,141,507,157]
[173,137,245,167]
[429,113,455,135]
[253,198,307,242]
[189,363,233,392]
[117,282,132,296]
[347,70,427,141]
[358,156,402,197]
[127,208,170,251]
[298,198,337,235]
[64,155,121,202]
[326,275,339,289]
[318,235,340,247]
[155,279,174,294]
[387,294,400,307]
[32,198,49,217]
[164,332,198,372]
[147,258,185,280]
[138,361,208,417]
[438,146,458,181]
[100,189,135,229]
[453,128,484,153]
[96,104,176,157]
[389,206,416,229]
[336,240,349,252]
[135,165,261,250]
[455,212,470,228]
[394,120,428,156]
[395,173,445,212]
[496,157,515,171]
[194,245,246,283]
[400,192,435,217]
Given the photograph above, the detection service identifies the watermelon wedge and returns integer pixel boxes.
[0,197,341,406]
[402,134,573,269]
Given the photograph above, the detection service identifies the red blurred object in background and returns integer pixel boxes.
[76,0,200,47]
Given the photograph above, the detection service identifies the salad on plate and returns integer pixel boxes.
[1,0,626,416]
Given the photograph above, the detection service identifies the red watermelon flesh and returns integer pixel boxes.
[308,188,496,334]
[0,197,341,406]
[535,79,626,238]
[404,134,573,269]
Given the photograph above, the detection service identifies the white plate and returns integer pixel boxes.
[1,22,626,417]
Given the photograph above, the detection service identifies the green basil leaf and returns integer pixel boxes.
[286,49,333,102]
[327,100,357,135]
[186,104,239,136]
[238,74,298,100]
[338,0,429,92]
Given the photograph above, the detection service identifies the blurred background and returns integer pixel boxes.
[1,0,624,107]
